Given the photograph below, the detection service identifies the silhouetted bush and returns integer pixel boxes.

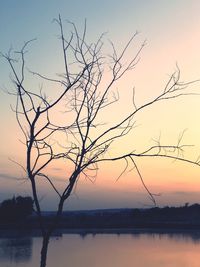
[0,196,33,223]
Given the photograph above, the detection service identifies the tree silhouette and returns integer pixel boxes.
[1,15,199,267]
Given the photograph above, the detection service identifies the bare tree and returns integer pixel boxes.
[1,16,199,267]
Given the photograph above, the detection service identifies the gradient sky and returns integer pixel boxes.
[1,0,200,210]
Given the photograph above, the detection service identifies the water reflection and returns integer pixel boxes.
[63,229,200,243]
[0,237,32,263]
[47,233,200,267]
[129,231,200,244]
[0,231,200,267]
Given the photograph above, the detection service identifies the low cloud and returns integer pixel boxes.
[0,173,22,180]
[51,167,62,171]
[172,191,190,195]
[170,191,200,196]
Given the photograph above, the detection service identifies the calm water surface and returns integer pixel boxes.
[1,232,200,267]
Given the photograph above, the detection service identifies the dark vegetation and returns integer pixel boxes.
[0,196,33,224]
[1,197,200,230]
[52,204,200,230]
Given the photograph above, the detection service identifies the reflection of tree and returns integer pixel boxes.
[0,237,33,263]
[131,232,200,244]
[167,232,200,244]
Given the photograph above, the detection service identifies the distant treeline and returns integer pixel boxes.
[29,203,200,230]
[2,197,200,230]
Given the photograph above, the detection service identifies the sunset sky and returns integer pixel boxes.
[1,0,200,210]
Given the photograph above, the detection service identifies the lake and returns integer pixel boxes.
[1,231,200,267]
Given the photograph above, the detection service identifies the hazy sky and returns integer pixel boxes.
[1,0,200,210]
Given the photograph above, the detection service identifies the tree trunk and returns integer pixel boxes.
[40,235,50,267]
[39,199,64,267]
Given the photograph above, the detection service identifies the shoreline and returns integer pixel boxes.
[1,226,200,238]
